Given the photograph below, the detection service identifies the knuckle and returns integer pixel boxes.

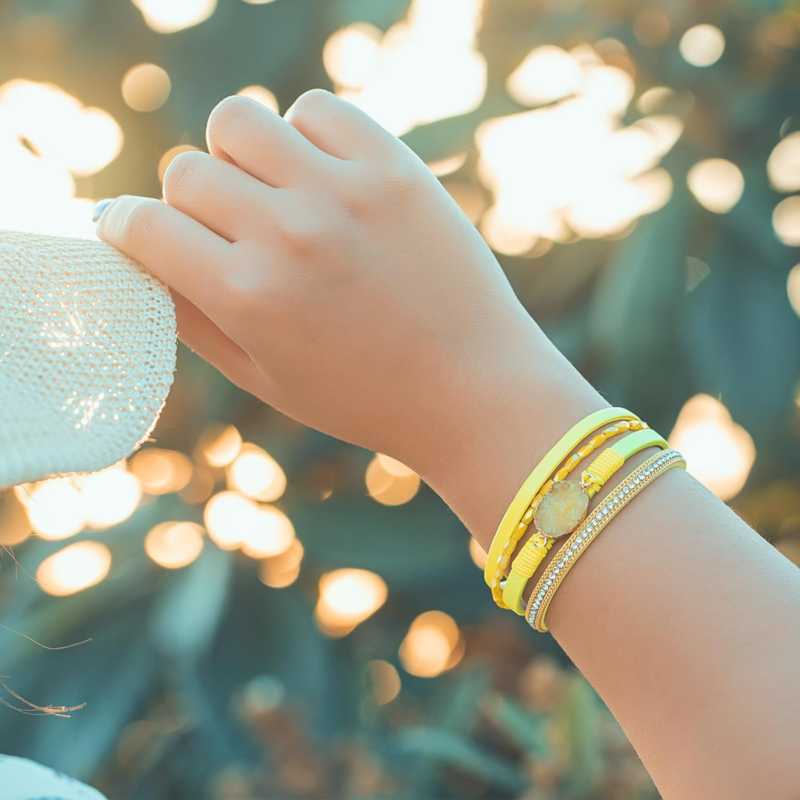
[207,95,253,142]
[120,197,161,245]
[289,88,334,121]
[163,150,206,200]
[280,214,330,250]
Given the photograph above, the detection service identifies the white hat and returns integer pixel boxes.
[0,230,176,488]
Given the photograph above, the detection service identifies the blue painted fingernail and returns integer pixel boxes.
[91,198,114,223]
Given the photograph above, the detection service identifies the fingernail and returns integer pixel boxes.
[91,198,114,223]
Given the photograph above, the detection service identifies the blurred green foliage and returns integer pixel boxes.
[0,0,799,798]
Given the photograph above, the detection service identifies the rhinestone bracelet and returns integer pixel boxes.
[526,449,686,633]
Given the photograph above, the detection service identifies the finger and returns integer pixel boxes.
[206,95,334,187]
[284,89,398,161]
[171,292,265,397]
[95,195,232,323]
[162,150,278,242]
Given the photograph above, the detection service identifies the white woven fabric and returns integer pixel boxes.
[0,230,176,488]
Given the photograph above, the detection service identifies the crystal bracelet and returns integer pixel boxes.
[485,408,642,608]
[502,427,669,614]
[526,449,686,633]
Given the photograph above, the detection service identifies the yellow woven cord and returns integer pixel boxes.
[490,417,646,609]
[581,428,669,497]
[526,449,685,632]
[502,427,667,614]
[485,407,641,608]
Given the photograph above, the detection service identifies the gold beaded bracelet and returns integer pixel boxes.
[526,449,685,633]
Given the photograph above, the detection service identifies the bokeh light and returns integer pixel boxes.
[323,23,382,90]
[227,443,286,502]
[767,132,800,193]
[144,521,205,569]
[258,539,304,588]
[633,9,671,47]
[506,45,582,106]
[332,0,486,136]
[121,63,171,112]
[237,85,279,112]
[772,196,800,245]
[368,660,401,705]
[240,505,295,559]
[130,448,194,495]
[687,158,745,213]
[399,611,463,678]
[196,423,242,467]
[204,491,254,550]
[131,0,217,34]
[315,568,387,637]
[469,538,487,570]
[22,479,86,540]
[679,24,725,67]
[78,464,142,529]
[427,152,467,177]
[787,264,800,317]
[37,541,112,596]
[669,394,756,501]
[366,455,421,506]
[0,78,122,236]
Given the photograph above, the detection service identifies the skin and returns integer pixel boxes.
[96,90,800,798]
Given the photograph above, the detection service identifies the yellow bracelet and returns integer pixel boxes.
[502,428,668,614]
[485,407,640,608]
[526,449,685,632]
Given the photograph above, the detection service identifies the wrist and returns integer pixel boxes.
[414,326,607,551]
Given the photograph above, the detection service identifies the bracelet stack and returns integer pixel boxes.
[482,407,685,632]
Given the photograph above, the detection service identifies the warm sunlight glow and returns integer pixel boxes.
[669,394,756,501]
[399,611,463,678]
[680,24,725,67]
[145,521,204,569]
[37,541,111,596]
[227,443,286,502]
[767,132,800,193]
[130,448,194,495]
[333,0,486,135]
[204,491,253,550]
[506,45,582,106]
[258,539,304,588]
[240,505,295,559]
[315,569,388,637]
[687,158,744,213]
[197,423,242,467]
[237,85,279,112]
[0,79,122,236]
[772,196,800,246]
[24,479,86,540]
[121,63,171,112]
[324,23,382,90]
[131,0,217,33]
[79,464,142,529]
[368,660,401,705]
[366,456,421,506]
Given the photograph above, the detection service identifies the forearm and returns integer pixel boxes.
[422,335,800,799]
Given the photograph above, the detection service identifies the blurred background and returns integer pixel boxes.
[0,0,799,797]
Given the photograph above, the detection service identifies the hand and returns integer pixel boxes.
[96,90,601,538]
